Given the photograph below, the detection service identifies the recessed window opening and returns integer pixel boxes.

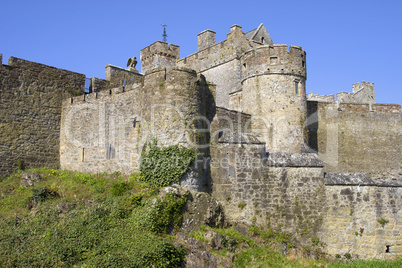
[261,37,265,43]
[295,81,299,96]
[386,245,390,253]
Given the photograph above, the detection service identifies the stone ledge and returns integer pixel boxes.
[216,131,263,144]
[266,152,323,167]
[324,173,402,187]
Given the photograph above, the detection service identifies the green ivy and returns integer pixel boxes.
[139,139,197,187]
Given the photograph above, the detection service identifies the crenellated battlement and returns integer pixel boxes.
[241,43,306,82]
[353,81,374,93]
[2,23,402,260]
[140,41,180,73]
[241,44,306,81]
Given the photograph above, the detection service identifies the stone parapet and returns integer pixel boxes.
[266,152,323,167]
[325,173,402,187]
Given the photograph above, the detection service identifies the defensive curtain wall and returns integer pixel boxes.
[307,101,401,179]
[60,66,215,192]
[210,135,401,259]
[0,55,85,176]
[0,24,401,259]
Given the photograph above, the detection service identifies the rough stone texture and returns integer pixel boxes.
[20,172,43,187]
[210,139,401,259]
[0,57,85,176]
[178,25,251,108]
[210,142,326,247]
[308,101,402,179]
[175,232,232,268]
[337,81,375,105]
[325,173,402,187]
[318,184,401,259]
[240,43,307,153]
[105,64,143,89]
[140,41,179,74]
[181,189,225,233]
[60,67,215,191]
[267,152,323,167]
[210,107,251,139]
[1,23,401,260]
[198,29,216,51]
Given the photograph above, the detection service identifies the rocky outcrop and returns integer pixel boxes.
[175,232,232,268]
[20,172,43,187]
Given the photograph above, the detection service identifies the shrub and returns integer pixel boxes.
[110,181,130,196]
[134,193,187,234]
[31,187,58,203]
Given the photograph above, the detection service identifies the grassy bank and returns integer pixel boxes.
[0,168,400,267]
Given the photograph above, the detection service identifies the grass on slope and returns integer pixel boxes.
[0,168,400,267]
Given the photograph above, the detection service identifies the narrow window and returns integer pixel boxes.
[261,37,265,43]
[386,245,390,253]
[295,81,299,96]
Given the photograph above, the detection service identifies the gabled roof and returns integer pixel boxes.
[245,23,273,45]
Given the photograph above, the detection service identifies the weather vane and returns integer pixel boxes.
[161,24,168,42]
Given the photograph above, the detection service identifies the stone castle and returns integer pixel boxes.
[1,23,401,259]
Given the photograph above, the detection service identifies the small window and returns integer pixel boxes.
[270,57,278,64]
[261,37,265,43]
[302,60,305,67]
[295,81,299,96]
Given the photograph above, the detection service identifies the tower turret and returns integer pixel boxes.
[241,44,307,153]
[140,41,179,73]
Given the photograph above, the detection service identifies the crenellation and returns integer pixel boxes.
[140,41,180,73]
[1,23,401,260]
[198,29,216,51]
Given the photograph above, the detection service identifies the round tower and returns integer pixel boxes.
[139,66,210,149]
[241,44,307,153]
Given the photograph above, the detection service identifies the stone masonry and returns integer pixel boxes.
[0,23,401,259]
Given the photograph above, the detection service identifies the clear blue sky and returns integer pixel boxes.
[1,0,401,104]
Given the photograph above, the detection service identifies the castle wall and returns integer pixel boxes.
[178,25,252,109]
[105,64,143,89]
[210,141,401,258]
[242,73,307,153]
[60,85,142,174]
[60,67,215,187]
[337,81,375,104]
[308,102,402,179]
[0,56,85,176]
[318,174,401,259]
[240,45,307,153]
[210,143,327,247]
[140,41,179,74]
[210,107,251,138]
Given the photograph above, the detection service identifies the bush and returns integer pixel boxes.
[110,181,130,196]
[0,197,187,267]
[134,193,187,234]
[31,187,58,203]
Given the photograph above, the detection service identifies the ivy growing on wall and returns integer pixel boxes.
[139,138,197,187]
